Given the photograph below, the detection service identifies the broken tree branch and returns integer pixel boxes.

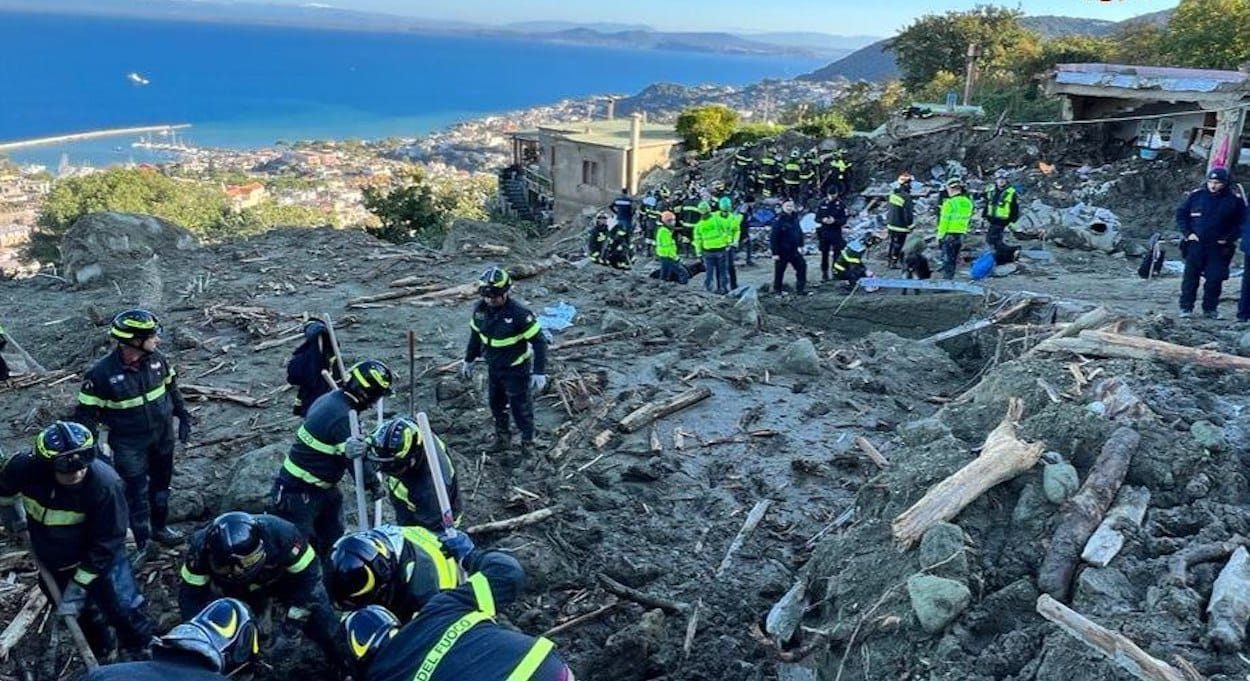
[920,296,1038,344]
[1081,486,1150,568]
[1,330,47,374]
[596,574,689,614]
[0,586,46,659]
[1036,594,1195,681]
[1036,330,1250,371]
[1039,427,1140,600]
[465,507,555,535]
[1167,536,1249,586]
[854,436,890,469]
[542,600,622,638]
[180,383,268,408]
[618,386,713,433]
[892,398,1044,547]
[716,500,772,578]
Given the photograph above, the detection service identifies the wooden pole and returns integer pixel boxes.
[1036,594,1194,681]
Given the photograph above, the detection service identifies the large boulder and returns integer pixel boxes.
[218,443,285,514]
[60,212,197,288]
[779,338,821,376]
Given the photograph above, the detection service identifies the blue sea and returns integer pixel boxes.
[0,12,824,168]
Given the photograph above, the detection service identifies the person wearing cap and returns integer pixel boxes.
[655,211,683,283]
[936,177,974,279]
[770,200,808,295]
[75,309,191,562]
[79,598,258,680]
[983,169,1020,253]
[285,317,342,417]
[1,422,156,660]
[1177,166,1245,319]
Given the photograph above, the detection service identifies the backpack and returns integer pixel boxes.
[970,251,996,280]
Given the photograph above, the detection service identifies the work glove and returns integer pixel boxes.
[529,374,548,393]
[439,528,476,562]
[345,436,366,461]
[175,411,193,444]
[459,359,476,380]
[57,581,89,617]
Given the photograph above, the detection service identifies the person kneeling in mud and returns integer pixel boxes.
[832,233,883,290]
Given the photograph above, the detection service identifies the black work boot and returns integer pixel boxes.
[519,440,533,458]
[490,431,511,453]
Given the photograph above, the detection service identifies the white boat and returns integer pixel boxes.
[127,72,151,86]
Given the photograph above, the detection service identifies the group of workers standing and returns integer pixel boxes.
[0,268,569,681]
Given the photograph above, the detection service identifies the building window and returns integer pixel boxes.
[582,160,600,186]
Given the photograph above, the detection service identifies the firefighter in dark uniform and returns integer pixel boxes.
[178,511,337,663]
[339,534,574,681]
[825,150,852,197]
[833,234,884,289]
[461,267,548,459]
[732,142,754,190]
[885,172,916,268]
[0,322,10,381]
[758,149,780,198]
[271,359,392,561]
[79,598,258,681]
[677,195,705,258]
[326,523,461,621]
[0,422,156,659]
[366,416,461,531]
[815,188,848,282]
[637,191,662,254]
[286,318,341,417]
[983,169,1020,252]
[782,150,802,201]
[586,212,610,264]
[799,149,818,206]
[75,309,191,560]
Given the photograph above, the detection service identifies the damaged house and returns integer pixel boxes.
[1044,63,1250,169]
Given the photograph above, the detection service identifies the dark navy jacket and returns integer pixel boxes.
[770,212,805,254]
[79,653,227,681]
[74,348,186,449]
[1177,185,1245,245]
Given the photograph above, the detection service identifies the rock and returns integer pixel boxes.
[218,443,286,514]
[918,523,968,582]
[907,574,972,634]
[1185,472,1212,500]
[777,664,818,681]
[728,286,762,328]
[1074,567,1137,614]
[1012,479,1049,525]
[601,608,669,674]
[765,579,807,642]
[685,313,725,343]
[601,311,634,333]
[60,212,197,288]
[1190,420,1227,452]
[899,417,952,447]
[1042,462,1080,504]
[992,263,1018,277]
[779,338,821,376]
[1208,546,1250,652]
[168,489,206,524]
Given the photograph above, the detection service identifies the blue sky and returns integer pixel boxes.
[275,0,1179,34]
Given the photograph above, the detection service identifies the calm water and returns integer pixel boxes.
[0,12,823,167]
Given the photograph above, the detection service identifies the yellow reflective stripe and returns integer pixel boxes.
[469,572,496,617]
[287,545,316,573]
[520,321,541,341]
[509,347,533,367]
[399,526,461,589]
[77,392,107,407]
[76,383,167,410]
[73,568,98,586]
[181,563,210,586]
[22,497,85,526]
[413,611,492,681]
[888,194,905,206]
[504,638,556,681]
[297,425,344,455]
[282,457,334,489]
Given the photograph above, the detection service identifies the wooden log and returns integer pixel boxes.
[550,331,633,351]
[1208,546,1250,652]
[1036,594,1194,681]
[0,585,46,658]
[180,383,268,408]
[618,386,713,434]
[892,398,1044,547]
[347,284,444,307]
[1036,330,1250,371]
[1038,427,1140,600]
[2,330,47,374]
[854,436,890,469]
[1167,537,1249,586]
[542,600,622,637]
[596,574,688,614]
[715,499,772,578]
[1081,486,1150,568]
[921,296,1037,344]
[465,507,555,535]
[0,370,74,394]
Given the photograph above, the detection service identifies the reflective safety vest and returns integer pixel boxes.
[733,151,751,168]
[783,162,801,184]
[886,192,913,232]
[655,226,678,259]
[989,186,1016,220]
[831,159,850,177]
[833,243,865,272]
[937,194,975,237]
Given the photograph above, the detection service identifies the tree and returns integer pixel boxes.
[794,112,853,138]
[725,122,786,147]
[890,5,1040,91]
[675,105,740,153]
[1108,21,1164,65]
[361,168,444,244]
[1010,35,1114,81]
[1160,0,1250,69]
[837,80,907,130]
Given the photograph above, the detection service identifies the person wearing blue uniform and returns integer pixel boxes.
[326,524,462,621]
[770,200,807,295]
[365,416,460,532]
[285,318,341,417]
[1177,167,1245,319]
[611,188,634,233]
[339,533,574,681]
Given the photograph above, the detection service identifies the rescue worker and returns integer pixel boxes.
[782,150,802,201]
[758,149,780,198]
[75,309,191,562]
[326,523,461,621]
[611,188,634,234]
[770,200,808,295]
[833,234,883,289]
[366,416,460,532]
[983,169,1020,252]
[732,142,754,190]
[799,149,818,205]
[461,267,548,458]
[694,199,732,294]
[1177,166,1245,319]
[637,191,661,253]
[885,172,916,268]
[272,359,393,560]
[937,177,974,280]
[724,198,745,290]
[79,598,258,681]
[825,150,852,197]
[739,195,759,267]
[0,422,156,659]
[655,211,683,283]
[586,212,610,265]
[815,187,848,282]
[178,511,337,663]
[339,534,574,681]
[677,195,706,258]
[604,214,633,270]
[0,322,9,381]
[286,318,341,417]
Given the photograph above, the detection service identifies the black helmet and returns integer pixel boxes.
[328,530,400,610]
[156,598,259,674]
[110,309,161,343]
[206,512,266,585]
[35,421,96,474]
[341,605,399,673]
[478,266,511,296]
[366,417,423,475]
[343,360,393,406]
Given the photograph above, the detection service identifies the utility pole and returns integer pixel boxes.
[963,42,982,106]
